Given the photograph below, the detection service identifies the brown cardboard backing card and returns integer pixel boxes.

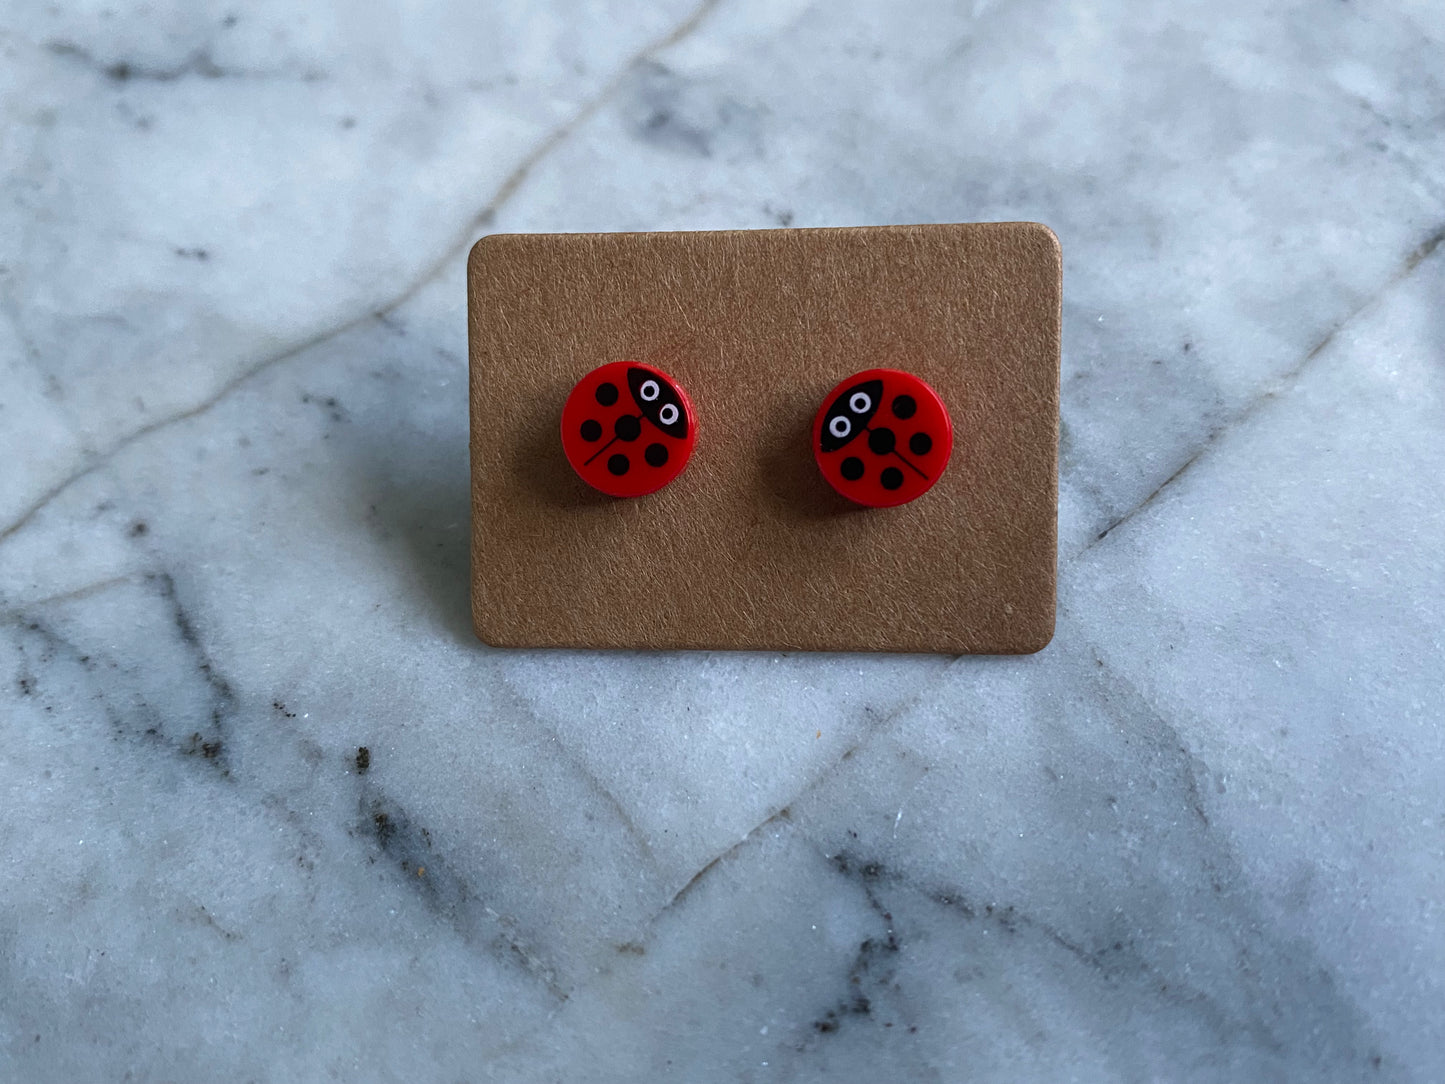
[468,223,1060,653]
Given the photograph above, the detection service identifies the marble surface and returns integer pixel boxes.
[1,0,1442,1079]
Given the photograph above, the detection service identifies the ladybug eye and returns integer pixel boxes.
[640,379,661,402]
[849,391,872,414]
[829,416,852,439]
[658,403,679,426]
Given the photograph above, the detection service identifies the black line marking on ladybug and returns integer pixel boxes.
[841,457,865,480]
[891,394,917,419]
[607,454,630,476]
[584,414,643,466]
[644,443,669,467]
[627,366,687,439]
[596,382,619,406]
[580,419,602,442]
[862,423,928,480]
[880,467,905,490]
[891,449,928,479]
[909,432,932,456]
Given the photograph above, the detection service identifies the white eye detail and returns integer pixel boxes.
[829,416,851,439]
[849,391,872,414]
[640,380,660,401]
[658,403,679,425]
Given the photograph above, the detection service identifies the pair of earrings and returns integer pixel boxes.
[560,361,953,508]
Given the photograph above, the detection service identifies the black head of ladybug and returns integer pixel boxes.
[627,366,688,439]
[818,378,884,453]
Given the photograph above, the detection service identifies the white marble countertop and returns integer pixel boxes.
[2,1,1442,1080]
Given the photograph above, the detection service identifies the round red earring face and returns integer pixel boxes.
[561,360,697,497]
[812,368,953,508]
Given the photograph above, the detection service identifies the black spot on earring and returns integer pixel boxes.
[880,467,904,490]
[595,382,619,406]
[607,454,630,476]
[644,443,669,467]
[891,395,916,419]
[868,427,896,455]
[580,419,602,442]
[909,432,932,455]
[841,456,865,480]
[614,415,641,441]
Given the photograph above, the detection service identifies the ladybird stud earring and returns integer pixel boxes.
[813,368,953,507]
[561,360,697,497]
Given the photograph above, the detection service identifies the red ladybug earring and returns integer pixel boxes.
[561,360,697,497]
[813,369,953,507]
